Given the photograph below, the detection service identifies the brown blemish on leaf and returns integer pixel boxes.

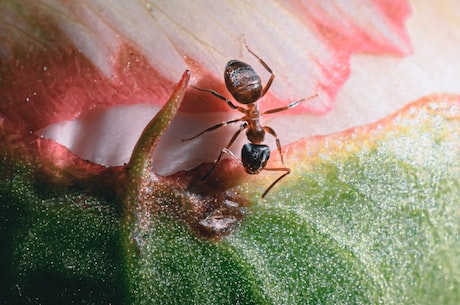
[128,161,249,240]
[181,161,249,240]
[125,70,250,240]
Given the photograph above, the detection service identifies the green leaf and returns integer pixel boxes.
[1,94,459,304]
[0,163,125,304]
[124,95,460,304]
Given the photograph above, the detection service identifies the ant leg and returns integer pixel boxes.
[261,167,291,198]
[182,118,243,142]
[263,126,285,165]
[262,94,318,115]
[191,86,245,112]
[201,123,248,180]
[243,39,274,97]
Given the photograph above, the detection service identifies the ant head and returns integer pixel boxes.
[241,143,270,175]
[224,60,262,104]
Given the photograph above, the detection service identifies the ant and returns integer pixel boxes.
[183,41,317,198]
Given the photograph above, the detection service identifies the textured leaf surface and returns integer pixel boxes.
[1,95,459,304]
[0,164,125,304]
[124,95,460,304]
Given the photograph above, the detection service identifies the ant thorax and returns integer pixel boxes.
[245,103,265,144]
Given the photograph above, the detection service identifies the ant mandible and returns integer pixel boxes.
[183,41,317,198]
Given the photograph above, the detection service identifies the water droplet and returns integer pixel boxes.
[43,66,48,71]
[25,97,30,102]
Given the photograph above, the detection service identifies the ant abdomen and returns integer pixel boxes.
[225,60,262,104]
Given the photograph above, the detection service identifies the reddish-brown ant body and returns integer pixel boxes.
[183,42,316,198]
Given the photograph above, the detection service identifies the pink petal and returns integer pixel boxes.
[0,1,411,131]
[3,1,460,177]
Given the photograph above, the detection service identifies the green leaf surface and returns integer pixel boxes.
[1,95,459,304]
[0,164,125,304]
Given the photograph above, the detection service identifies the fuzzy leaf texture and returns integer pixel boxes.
[1,90,459,304]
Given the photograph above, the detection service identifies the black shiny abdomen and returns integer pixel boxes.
[225,60,262,104]
[241,143,270,174]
